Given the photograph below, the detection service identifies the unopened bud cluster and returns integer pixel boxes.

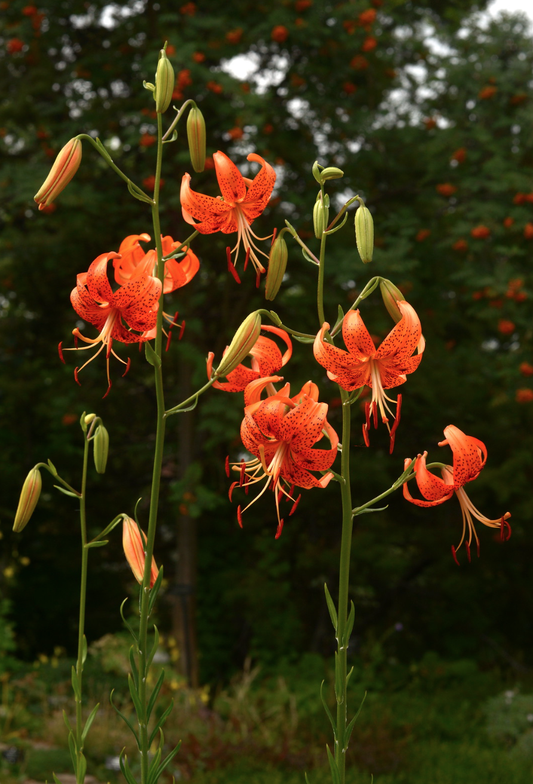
[313,191,330,239]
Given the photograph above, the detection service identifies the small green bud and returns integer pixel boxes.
[143,81,155,91]
[354,200,374,264]
[84,413,96,425]
[313,191,330,239]
[216,311,262,377]
[265,234,288,301]
[380,279,404,323]
[187,106,206,173]
[13,468,42,533]
[93,425,109,475]
[320,166,344,181]
[154,50,174,113]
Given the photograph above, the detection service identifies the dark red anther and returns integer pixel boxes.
[372,401,378,430]
[389,395,402,454]
[364,401,371,431]
[271,227,277,245]
[275,519,284,539]
[179,320,186,340]
[237,505,243,528]
[286,484,295,502]
[502,518,512,541]
[228,481,238,502]
[244,482,249,495]
[465,541,471,562]
[165,329,173,352]
[171,310,179,326]
[244,247,250,272]
[451,545,460,566]
[255,269,261,288]
[58,342,65,364]
[102,380,112,399]
[122,357,131,377]
[239,459,246,487]
[227,247,241,283]
[73,367,81,387]
[225,455,230,478]
[362,423,370,448]
[289,494,301,516]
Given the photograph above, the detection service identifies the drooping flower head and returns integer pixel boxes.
[113,233,199,294]
[314,301,424,451]
[228,377,339,537]
[181,151,276,279]
[403,425,511,563]
[207,325,292,392]
[61,251,161,396]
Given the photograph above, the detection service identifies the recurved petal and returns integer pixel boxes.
[414,452,455,501]
[441,425,487,486]
[279,452,326,489]
[292,431,338,471]
[241,153,277,216]
[213,151,247,203]
[278,395,328,448]
[86,252,121,304]
[181,173,234,223]
[163,248,200,293]
[314,322,359,373]
[374,301,422,362]
[260,326,292,368]
[213,364,259,392]
[244,376,285,407]
[70,284,109,329]
[342,310,376,359]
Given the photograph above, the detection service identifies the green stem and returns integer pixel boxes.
[352,461,415,518]
[334,388,353,784]
[165,378,215,417]
[317,193,327,327]
[75,431,90,783]
[77,135,152,203]
[137,111,167,784]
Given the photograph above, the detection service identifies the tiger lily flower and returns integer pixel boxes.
[313,301,424,451]
[228,377,339,537]
[403,425,511,563]
[181,151,276,278]
[207,325,292,392]
[113,233,199,293]
[122,516,159,587]
[60,251,161,396]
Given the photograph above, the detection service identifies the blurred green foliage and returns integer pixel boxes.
[1,0,533,697]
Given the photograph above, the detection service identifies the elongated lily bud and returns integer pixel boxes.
[122,516,159,587]
[34,138,82,210]
[154,49,174,113]
[13,468,42,533]
[216,311,262,377]
[320,166,344,181]
[313,191,330,239]
[187,106,206,173]
[84,413,96,426]
[354,199,374,264]
[380,279,404,323]
[93,425,109,474]
[265,234,288,300]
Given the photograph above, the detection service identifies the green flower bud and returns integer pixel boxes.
[380,279,404,323]
[13,468,42,533]
[313,191,330,239]
[355,200,374,264]
[265,235,288,301]
[84,413,96,425]
[154,50,174,113]
[93,425,109,475]
[187,106,206,173]
[216,311,262,377]
[320,166,344,181]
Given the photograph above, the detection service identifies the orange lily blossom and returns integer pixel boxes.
[60,251,161,396]
[206,325,292,392]
[313,301,425,452]
[122,516,159,587]
[227,376,339,537]
[402,425,511,564]
[113,233,200,294]
[180,150,276,279]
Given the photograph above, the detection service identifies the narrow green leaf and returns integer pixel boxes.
[293,334,315,344]
[119,748,138,784]
[353,504,389,517]
[147,746,162,784]
[81,703,100,744]
[150,741,182,784]
[77,750,87,782]
[47,459,58,476]
[324,211,349,235]
[345,666,354,687]
[84,539,109,549]
[54,485,79,498]
[326,745,341,784]
[127,672,143,718]
[147,625,160,668]
[334,652,343,704]
[167,396,199,415]
[145,341,161,368]
[120,598,138,643]
[110,690,140,748]
[97,514,124,539]
[62,709,72,733]
[71,666,81,701]
[162,129,178,144]
[345,691,367,747]
[147,669,165,722]
[324,583,338,631]
[148,698,174,746]
[343,601,355,647]
[67,731,77,772]
[129,645,139,690]
[127,180,154,204]
[148,566,164,616]
[301,247,318,265]
[52,773,63,784]
[304,773,312,784]
[81,635,87,666]
[319,680,336,739]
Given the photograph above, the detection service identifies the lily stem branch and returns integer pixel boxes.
[74,431,90,783]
